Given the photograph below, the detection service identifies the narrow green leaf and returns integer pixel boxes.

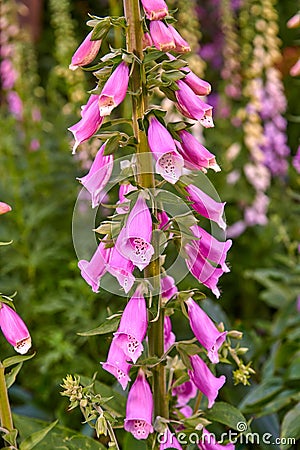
[5,362,23,389]
[91,19,111,41]
[3,352,35,369]
[280,402,300,449]
[78,315,120,336]
[103,135,121,155]
[205,402,249,432]
[19,420,58,450]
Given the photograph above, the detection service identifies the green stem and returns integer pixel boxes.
[0,362,14,436]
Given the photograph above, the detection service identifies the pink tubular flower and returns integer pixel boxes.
[186,184,226,230]
[172,379,197,407]
[116,183,138,214]
[141,0,168,20]
[68,94,103,154]
[107,229,135,293]
[175,80,214,128]
[176,130,220,173]
[287,13,300,29]
[142,32,153,49]
[186,298,227,364]
[198,428,235,450]
[78,239,112,293]
[77,143,113,208]
[182,69,211,96]
[69,31,101,70]
[98,62,129,116]
[101,338,131,390]
[164,316,176,352]
[148,117,184,184]
[160,427,183,450]
[117,195,154,271]
[0,202,12,215]
[0,303,31,354]
[149,21,176,52]
[290,59,300,77]
[161,275,178,302]
[168,25,190,53]
[124,369,154,439]
[188,354,226,408]
[114,287,148,363]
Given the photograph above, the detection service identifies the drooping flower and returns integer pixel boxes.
[107,229,135,294]
[287,13,300,29]
[148,117,184,184]
[0,303,31,354]
[116,183,138,214]
[124,369,154,439]
[172,379,197,407]
[185,184,226,230]
[176,130,220,173]
[101,338,131,390]
[68,94,103,154]
[114,287,148,363]
[117,195,154,271]
[198,428,235,450]
[98,62,129,116]
[182,68,211,96]
[77,143,113,208]
[188,354,226,408]
[168,25,190,53]
[149,21,176,52]
[161,274,178,302]
[175,80,214,128]
[69,31,101,70]
[186,298,227,364]
[160,426,183,450]
[0,202,12,215]
[164,315,176,352]
[78,239,112,293]
[141,0,168,20]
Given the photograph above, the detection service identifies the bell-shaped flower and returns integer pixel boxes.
[124,369,154,439]
[69,31,101,70]
[0,303,31,354]
[172,379,197,407]
[198,428,235,450]
[0,202,12,215]
[141,0,168,20]
[101,338,131,390]
[68,94,103,154]
[149,21,176,52]
[142,32,153,49]
[98,62,129,116]
[168,25,190,53]
[107,229,135,293]
[148,117,184,184]
[185,184,226,230]
[190,225,232,273]
[117,195,154,271]
[186,298,227,364]
[78,239,112,293]
[114,287,148,363]
[77,143,113,208]
[182,68,211,96]
[116,183,137,214]
[161,275,178,302]
[160,426,183,450]
[175,80,214,128]
[188,354,226,408]
[164,316,176,352]
[176,130,220,173]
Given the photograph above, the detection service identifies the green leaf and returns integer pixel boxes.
[2,352,35,368]
[161,69,185,83]
[19,420,58,450]
[77,315,120,336]
[205,402,249,432]
[255,390,298,418]
[81,377,126,416]
[5,362,23,388]
[123,432,147,450]
[159,85,177,103]
[161,58,187,70]
[103,135,121,155]
[239,378,283,413]
[177,342,201,356]
[286,357,300,381]
[2,429,18,447]
[91,18,111,41]
[280,402,300,449]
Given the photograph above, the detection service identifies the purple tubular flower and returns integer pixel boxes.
[0,202,12,215]
[198,428,235,450]
[116,183,138,214]
[168,25,191,53]
[186,298,227,363]
[149,21,176,52]
[69,31,101,70]
[160,427,183,449]
[107,229,135,293]
[98,62,129,116]
[78,239,111,293]
[186,184,226,230]
[188,354,226,408]
[175,80,214,128]
[77,143,113,208]
[141,0,168,20]
[124,369,154,439]
[101,338,131,390]
[68,95,103,154]
[161,275,178,302]
[118,195,154,271]
[114,288,148,363]
[176,130,220,173]
[164,316,176,352]
[182,69,212,96]
[172,380,197,407]
[0,303,31,354]
[148,117,184,184]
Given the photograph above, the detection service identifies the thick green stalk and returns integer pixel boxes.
[0,362,14,436]
[123,0,168,426]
